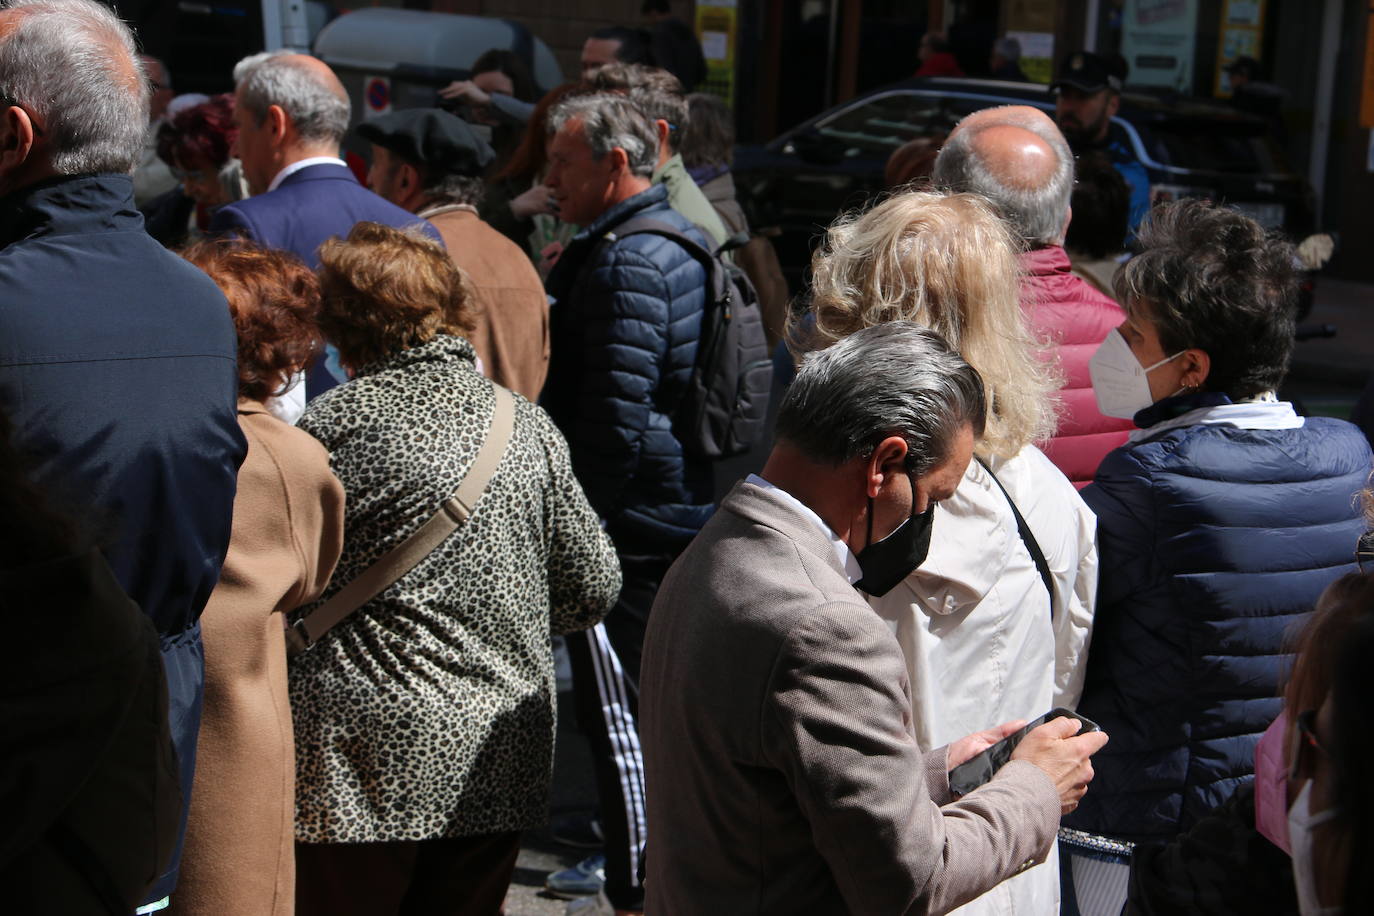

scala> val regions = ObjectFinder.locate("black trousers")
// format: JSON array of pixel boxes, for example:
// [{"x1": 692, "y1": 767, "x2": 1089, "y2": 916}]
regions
[
  {"x1": 295, "y1": 832, "x2": 521, "y2": 916},
  {"x1": 563, "y1": 550, "x2": 677, "y2": 912}
]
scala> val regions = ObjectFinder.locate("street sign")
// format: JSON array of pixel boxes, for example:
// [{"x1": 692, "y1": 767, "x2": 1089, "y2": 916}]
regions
[{"x1": 363, "y1": 75, "x2": 391, "y2": 120}]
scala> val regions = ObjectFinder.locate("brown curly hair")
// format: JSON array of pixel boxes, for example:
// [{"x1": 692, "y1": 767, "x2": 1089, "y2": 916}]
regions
[
  {"x1": 316, "y1": 222, "x2": 475, "y2": 372},
  {"x1": 181, "y1": 239, "x2": 322, "y2": 402}
]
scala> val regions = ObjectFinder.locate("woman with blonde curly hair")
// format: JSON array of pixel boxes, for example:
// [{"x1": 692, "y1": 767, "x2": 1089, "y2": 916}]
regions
[
  {"x1": 287, "y1": 222, "x2": 621, "y2": 916},
  {"x1": 796, "y1": 190, "x2": 1098, "y2": 916}
]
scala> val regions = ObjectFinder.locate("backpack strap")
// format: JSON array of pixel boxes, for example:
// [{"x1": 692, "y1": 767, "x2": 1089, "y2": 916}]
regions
[
  {"x1": 608, "y1": 216, "x2": 722, "y2": 268},
  {"x1": 975, "y1": 456, "x2": 1055, "y2": 613},
  {"x1": 286, "y1": 385, "x2": 517, "y2": 656}
]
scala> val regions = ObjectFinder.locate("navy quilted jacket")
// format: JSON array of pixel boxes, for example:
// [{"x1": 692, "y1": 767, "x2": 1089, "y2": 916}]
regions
[
  {"x1": 1067, "y1": 399, "x2": 1370, "y2": 842},
  {"x1": 543, "y1": 185, "x2": 713, "y2": 548}
]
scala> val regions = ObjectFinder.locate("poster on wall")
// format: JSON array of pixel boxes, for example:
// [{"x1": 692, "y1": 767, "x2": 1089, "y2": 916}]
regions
[
  {"x1": 1005, "y1": 0, "x2": 1057, "y2": 83},
  {"x1": 1120, "y1": 0, "x2": 1199, "y2": 92},
  {"x1": 1214, "y1": 0, "x2": 1266, "y2": 97},
  {"x1": 695, "y1": 1, "x2": 737, "y2": 107}
]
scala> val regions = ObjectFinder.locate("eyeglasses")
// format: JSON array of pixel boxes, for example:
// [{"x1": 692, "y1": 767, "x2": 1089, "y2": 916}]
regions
[
  {"x1": 1356, "y1": 530, "x2": 1374, "y2": 572},
  {"x1": 1289, "y1": 708, "x2": 1328, "y2": 781},
  {"x1": 170, "y1": 166, "x2": 217, "y2": 183}
]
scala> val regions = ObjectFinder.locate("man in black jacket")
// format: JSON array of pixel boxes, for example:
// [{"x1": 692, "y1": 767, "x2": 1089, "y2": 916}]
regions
[
  {"x1": 540, "y1": 91, "x2": 710, "y2": 914},
  {"x1": 0, "y1": 0, "x2": 245, "y2": 909}
]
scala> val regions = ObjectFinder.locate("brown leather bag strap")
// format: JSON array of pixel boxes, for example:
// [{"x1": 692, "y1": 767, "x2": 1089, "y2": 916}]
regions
[{"x1": 286, "y1": 385, "x2": 516, "y2": 657}]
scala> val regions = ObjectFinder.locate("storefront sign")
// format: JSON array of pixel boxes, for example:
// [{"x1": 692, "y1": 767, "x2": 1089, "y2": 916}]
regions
[{"x1": 1121, "y1": 0, "x2": 1198, "y2": 92}]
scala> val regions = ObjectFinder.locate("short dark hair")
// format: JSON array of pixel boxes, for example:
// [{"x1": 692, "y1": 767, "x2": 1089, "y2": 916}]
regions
[
  {"x1": 181, "y1": 240, "x2": 323, "y2": 402},
  {"x1": 680, "y1": 92, "x2": 733, "y2": 169},
  {"x1": 1116, "y1": 199, "x2": 1297, "y2": 398},
  {"x1": 471, "y1": 47, "x2": 538, "y2": 103},
  {"x1": 590, "y1": 26, "x2": 653, "y2": 66},
  {"x1": 777, "y1": 322, "x2": 985, "y2": 477},
  {"x1": 1065, "y1": 150, "x2": 1129, "y2": 259}
]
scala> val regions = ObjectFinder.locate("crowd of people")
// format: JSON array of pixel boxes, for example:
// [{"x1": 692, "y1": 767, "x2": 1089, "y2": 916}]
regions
[{"x1": 1, "y1": 1, "x2": 1372, "y2": 915}]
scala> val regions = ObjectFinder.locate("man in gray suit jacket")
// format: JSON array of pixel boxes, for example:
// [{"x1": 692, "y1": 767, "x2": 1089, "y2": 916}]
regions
[{"x1": 641, "y1": 323, "x2": 1109, "y2": 914}]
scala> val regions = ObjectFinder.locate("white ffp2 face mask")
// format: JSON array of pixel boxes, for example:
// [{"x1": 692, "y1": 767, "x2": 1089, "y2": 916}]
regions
[
  {"x1": 1288, "y1": 781, "x2": 1342, "y2": 915},
  {"x1": 1087, "y1": 328, "x2": 1184, "y2": 419}
]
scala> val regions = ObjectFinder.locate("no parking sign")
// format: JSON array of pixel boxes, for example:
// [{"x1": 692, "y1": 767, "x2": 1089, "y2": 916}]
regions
[{"x1": 363, "y1": 75, "x2": 391, "y2": 119}]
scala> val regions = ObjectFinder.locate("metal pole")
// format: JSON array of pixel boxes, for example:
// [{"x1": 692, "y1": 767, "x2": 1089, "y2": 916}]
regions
[{"x1": 1310, "y1": 0, "x2": 1344, "y2": 227}]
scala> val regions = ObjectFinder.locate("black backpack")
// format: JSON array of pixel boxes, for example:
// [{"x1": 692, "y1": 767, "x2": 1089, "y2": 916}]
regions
[{"x1": 609, "y1": 216, "x2": 773, "y2": 460}]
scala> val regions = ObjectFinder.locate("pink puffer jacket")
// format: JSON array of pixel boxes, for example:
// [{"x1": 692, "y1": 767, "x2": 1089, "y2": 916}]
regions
[{"x1": 1020, "y1": 246, "x2": 1133, "y2": 488}]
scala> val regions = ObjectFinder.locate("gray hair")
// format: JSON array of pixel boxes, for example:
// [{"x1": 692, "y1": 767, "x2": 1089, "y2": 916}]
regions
[
  {"x1": 420, "y1": 173, "x2": 484, "y2": 208},
  {"x1": 0, "y1": 0, "x2": 149, "y2": 175},
  {"x1": 547, "y1": 92, "x2": 658, "y2": 178},
  {"x1": 233, "y1": 50, "x2": 349, "y2": 145},
  {"x1": 993, "y1": 36, "x2": 1021, "y2": 62},
  {"x1": 777, "y1": 322, "x2": 986, "y2": 477},
  {"x1": 932, "y1": 112, "x2": 1073, "y2": 247}
]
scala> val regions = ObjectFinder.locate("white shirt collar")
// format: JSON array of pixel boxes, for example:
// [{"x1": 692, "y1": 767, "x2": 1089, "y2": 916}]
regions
[
  {"x1": 746, "y1": 473, "x2": 863, "y2": 585},
  {"x1": 1131, "y1": 396, "x2": 1305, "y2": 443},
  {"x1": 267, "y1": 156, "x2": 348, "y2": 193}
]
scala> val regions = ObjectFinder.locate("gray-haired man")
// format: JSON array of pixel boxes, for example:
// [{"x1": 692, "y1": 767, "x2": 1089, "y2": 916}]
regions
[
  {"x1": 540, "y1": 91, "x2": 712, "y2": 914},
  {"x1": 641, "y1": 322, "x2": 1109, "y2": 914},
  {"x1": 210, "y1": 50, "x2": 440, "y2": 404},
  {"x1": 933, "y1": 105, "x2": 1132, "y2": 487},
  {"x1": 0, "y1": 0, "x2": 245, "y2": 909}
]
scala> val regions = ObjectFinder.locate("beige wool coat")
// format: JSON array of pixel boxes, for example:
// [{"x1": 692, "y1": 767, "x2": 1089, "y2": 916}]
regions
[{"x1": 170, "y1": 400, "x2": 344, "y2": 916}]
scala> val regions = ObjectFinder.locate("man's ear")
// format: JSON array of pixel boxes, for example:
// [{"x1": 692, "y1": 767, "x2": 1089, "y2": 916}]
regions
[
  {"x1": 267, "y1": 104, "x2": 290, "y2": 144},
  {"x1": 865, "y1": 436, "x2": 910, "y2": 499},
  {"x1": 655, "y1": 118, "x2": 671, "y2": 149},
  {"x1": 0, "y1": 105, "x2": 37, "y2": 176},
  {"x1": 607, "y1": 145, "x2": 630, "y2": 177},
  {"x1": 1106, "y1": 93, "x2": 1121, "y2": 118},
  {"x1": 399, "y1": 161, "x2": 421, "y2": 194}
]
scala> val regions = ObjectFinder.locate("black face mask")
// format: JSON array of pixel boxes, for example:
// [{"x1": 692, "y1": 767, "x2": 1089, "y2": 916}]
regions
[{"x1": 854, "y1": 472, "x2": 935, "y2": 597}]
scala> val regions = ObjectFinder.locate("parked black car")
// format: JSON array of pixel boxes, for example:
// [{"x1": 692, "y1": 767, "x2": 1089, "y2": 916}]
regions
[{"x1": 735, "y1": 77, "x2": 1317, "y2": 290}]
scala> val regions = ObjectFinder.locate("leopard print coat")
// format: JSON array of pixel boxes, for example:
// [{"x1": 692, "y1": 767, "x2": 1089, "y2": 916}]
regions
[{"x1": 290, "y1": 334, "x2": 620, "y2": 843}]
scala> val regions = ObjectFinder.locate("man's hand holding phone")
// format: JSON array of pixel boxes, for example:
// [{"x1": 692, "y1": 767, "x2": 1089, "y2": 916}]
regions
[{"x1": 1011, "y1": 716, "x2": 1109, "y2": 814}]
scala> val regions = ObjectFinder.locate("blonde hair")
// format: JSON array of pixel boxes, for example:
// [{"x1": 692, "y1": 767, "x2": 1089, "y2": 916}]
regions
[{"x1": 794, "y1": 190, "x2": 1061, "y2": 458}]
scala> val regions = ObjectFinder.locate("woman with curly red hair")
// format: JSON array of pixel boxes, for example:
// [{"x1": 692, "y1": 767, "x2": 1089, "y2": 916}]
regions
[
  {"x1": 148, "y1": 94, "x2": 245, "y2": 245},
  {"x1": 168, "y1": 241, "x2": 345, "y2": 916}
]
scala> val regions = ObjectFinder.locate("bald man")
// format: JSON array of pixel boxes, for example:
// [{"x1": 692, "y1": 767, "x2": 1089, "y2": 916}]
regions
[
  {"x1": 210, "y1": 51, "x2": 441, "y2": 402},
  {"x1": 934, "y1": 105, "x2": 1131, "y2": 487}
]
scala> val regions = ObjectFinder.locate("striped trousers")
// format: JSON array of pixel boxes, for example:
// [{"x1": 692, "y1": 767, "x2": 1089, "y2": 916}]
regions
[{"x1": 563, "y1": 551, "x2": 675, "y2": 912}]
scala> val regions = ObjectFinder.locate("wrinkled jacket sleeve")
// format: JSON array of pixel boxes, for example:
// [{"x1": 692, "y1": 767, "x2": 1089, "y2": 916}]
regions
[
  {"x1": 534, "y1": 404, "x2": 621, "y2": 634},
  {"x1": 564, "y1": 246, "x2": 670, "y2": 518},
  {"x1": 1055, "y1": 487, "x2": 1100, "y2": 709},
  {"x1": 761, "y1": 602, "x2": 1060, "y2": 915}
]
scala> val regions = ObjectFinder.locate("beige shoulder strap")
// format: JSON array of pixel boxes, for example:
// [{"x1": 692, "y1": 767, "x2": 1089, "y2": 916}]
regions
[{"x1": 286, "y1": 385, "x2": 517, "y2": 657}]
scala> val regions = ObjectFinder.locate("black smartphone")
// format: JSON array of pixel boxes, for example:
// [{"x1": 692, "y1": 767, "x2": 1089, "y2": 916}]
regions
[{"x1": 947, "y1": 707, "x2": 1100, "y2": 798}]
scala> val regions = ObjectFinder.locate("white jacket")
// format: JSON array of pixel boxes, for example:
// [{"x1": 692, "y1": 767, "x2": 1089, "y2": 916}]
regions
[{"x1": 873, "y1": 444, "x2": 1098, "y2": 916}]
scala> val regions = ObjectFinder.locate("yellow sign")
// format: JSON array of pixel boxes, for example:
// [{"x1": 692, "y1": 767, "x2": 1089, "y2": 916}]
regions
[
  {"x1": 696, "y1": 3, "x2": 738, "y2": 107},
  {"x1": 1214, "y1": 0, "x2": 1266, "y2": 98}
]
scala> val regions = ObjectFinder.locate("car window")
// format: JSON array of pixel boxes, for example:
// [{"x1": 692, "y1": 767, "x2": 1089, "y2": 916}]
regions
[{"x1": 808, "y1": 92, "x2": 962, "y2": 159}]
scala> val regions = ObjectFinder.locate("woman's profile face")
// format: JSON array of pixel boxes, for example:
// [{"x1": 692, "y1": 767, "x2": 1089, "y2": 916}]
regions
[
  {"x1": 1119, "y1": 300, "x2": 1193, "y2": 403},
  {"x1": 175, "y1": 154, "x2": 227, "y2": 209}
]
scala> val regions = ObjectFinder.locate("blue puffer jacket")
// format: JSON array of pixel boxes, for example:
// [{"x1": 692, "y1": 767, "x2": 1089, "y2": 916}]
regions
[
  {"x1": 1067, "y1": 396, "x2": 1370, "y2": 842},
  {"x1": 543, "y1": 184, "x2": 713, "y2": 548}
]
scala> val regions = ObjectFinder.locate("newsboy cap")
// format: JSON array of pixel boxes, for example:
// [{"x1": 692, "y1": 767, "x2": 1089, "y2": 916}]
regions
[{"x1": 355, "y1": 107, "x2": 495, "y2": 176}]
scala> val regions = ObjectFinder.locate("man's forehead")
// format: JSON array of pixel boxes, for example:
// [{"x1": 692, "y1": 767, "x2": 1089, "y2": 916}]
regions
[{"x1": 582, "y1": 37, "x2": 622, "y2": 62}]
